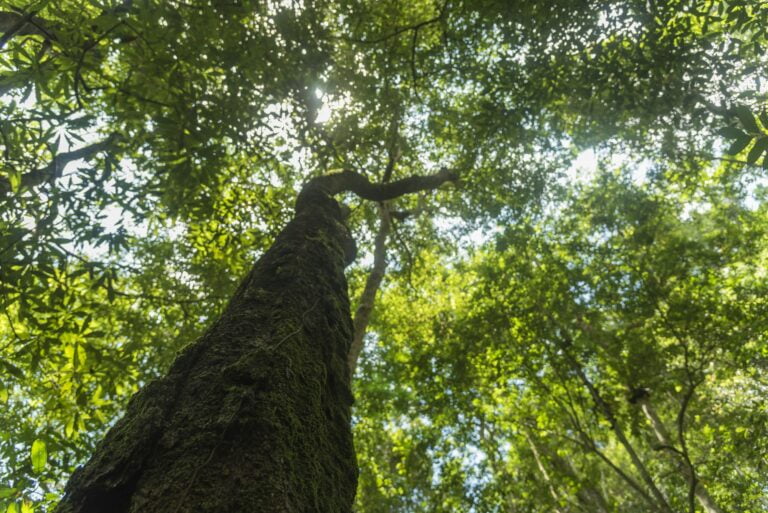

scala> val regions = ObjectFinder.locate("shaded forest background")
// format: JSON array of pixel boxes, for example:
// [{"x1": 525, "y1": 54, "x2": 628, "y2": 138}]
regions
[{"x1": 0, "y1": 0, "x2": 767, "y2": 511}]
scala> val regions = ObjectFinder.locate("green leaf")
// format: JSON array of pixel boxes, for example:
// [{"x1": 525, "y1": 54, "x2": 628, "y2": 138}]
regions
[
  {"x1": 0, "y1": 360, "x2": 24, "y2": 380},
  {"x1": 0, "y1": 488, "x2": 16, "y2": 499},
  {"x1": 747, "y1": 137, "x2": 768, "y2": 164},
  {"x1": 734, "y1": 105, "x2": 760, "y2": 133},
  {"x1": 91, "y1": 13, "x2": 121, "y2": 32},
  {"x1": 6, "y1": 503, "x2": 18, "y2": 513},
  {"x1": 5, "y1": 169, "x2": 21, "y2": 193},
  {"x1": 718, "y1": 126, "x2": 746, "y2": 139},
  {"x1": 30, "y1": 439, "x2": 47, "y2": 474},
  {"x1": 760, "y1": 109, "x2": 768, "y2": 128},
  {"x1": 726, "y1": 134, "x2": 753, "y2": 155}
]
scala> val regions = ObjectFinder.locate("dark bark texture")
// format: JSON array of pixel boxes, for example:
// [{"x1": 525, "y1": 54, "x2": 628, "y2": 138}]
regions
[
  {"x1": 55, "y1": 189, "x2": 357, "y2": 513},
  {"x1": 54, "y1": 169, "x2": 455, "y2": 513}
]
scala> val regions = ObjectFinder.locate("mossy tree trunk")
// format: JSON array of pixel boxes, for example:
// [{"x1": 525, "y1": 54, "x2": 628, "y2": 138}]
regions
[
  {"x1": 56, "y1": 190, "x2": 357, "y2": 513},
  {"x1": 55, "y1": 169, "x2": 455, "y2": 513}
]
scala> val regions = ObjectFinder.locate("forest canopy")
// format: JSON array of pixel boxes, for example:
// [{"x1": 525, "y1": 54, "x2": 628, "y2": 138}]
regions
[{"x1": 1, "y1": 0, "x2": 767, "y2": 511}]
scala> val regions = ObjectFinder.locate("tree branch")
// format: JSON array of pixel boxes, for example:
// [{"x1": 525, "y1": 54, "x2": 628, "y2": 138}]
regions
[
  {"x1": 636, "y1": 394, "x2": 724, "y2": 513},
  {"x1": 348, "y1": 203, "x2": 391, "y2": 374},
  {"x1": 337, "y1": 2, "x2": 448, "y2": 46},
  {"x1": 0, "y1": 10, "x2": 48, "y2": 48},
  {"x1": 297, "y1": 167, "x2": 457, "y2": 212},
  {"x1": 349, "y1": 118, "x2": 402, "y2": 374},
  {"x1": 556, "y1": 332, "x2": 674, "y2": 513},
  {"x1": 0, "y1": 135, "x2": 118, "y2": 197},
  {"x1": 522, "y1": 356, "x2": 661, "y2": 511},
  {"x1": 523, "y1": 429, "x2": 567, "y2": 513}
]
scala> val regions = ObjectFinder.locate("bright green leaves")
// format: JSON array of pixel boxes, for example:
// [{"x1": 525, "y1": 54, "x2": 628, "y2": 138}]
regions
[
  {"x1": 3, "y1": 499, "x2": 34, "y2": 513},
  {"x1": 0, "y1": 0, "x2": 766, "y2": 511},
  {"x1": 361, "y1": 166, "x2": 768, "y2": 512},
  {"x1": 30, "y1": 440, "x2": 47, "y2": 474}
]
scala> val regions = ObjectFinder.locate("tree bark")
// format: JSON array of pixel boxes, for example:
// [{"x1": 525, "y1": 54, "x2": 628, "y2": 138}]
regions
[{"x1": 54, "y1": 170, "x2": 455, "y2": 513}]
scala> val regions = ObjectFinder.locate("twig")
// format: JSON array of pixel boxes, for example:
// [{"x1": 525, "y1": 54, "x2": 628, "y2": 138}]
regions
[
  {"x1": 111, "y1": 289, "x2": 225, "y2": 305},
  {"x1": 337, "y1": 8, "x2": 446, "y2": 45},
  {"x1": 74, "y1": 22, "x2": 126, "y2": 107}
]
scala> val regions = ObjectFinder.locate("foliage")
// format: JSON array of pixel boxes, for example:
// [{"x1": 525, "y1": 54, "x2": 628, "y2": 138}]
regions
[
  {"x1": 358, "y1": 171, "x2": 768, "y2": 512},
  {"x1": 0, "y1": 0, "x2": 766, "y2": 511}
]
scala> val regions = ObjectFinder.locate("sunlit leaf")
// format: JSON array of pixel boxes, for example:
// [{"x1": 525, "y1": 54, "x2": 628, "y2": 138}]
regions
[{"x1": 30, "y1": 440, "x2": 47, "y2": 474}]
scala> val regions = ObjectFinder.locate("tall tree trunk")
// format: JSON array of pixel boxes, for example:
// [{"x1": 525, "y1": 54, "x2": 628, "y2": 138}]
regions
[
  {"x1": 54, "y1": 169, "x2": 456, "y2": 513},
  {"x1": 55, "y1": 190, "x2": 357, "y2": 513}
]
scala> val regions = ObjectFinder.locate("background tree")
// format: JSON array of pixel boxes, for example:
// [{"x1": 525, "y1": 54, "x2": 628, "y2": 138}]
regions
[{"x1": 0, "y1": 0, "x2": 766, "y2": 511}]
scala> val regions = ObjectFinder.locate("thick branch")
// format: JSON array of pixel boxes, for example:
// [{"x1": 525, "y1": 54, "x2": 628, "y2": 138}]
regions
[
  {"x1": 0, "y1": 11, "x2": 50, "y2": 48},
  {"x1": 296, "y1": 167, "x2": 456, "y2": 212},
  {"x1": 0, "y1": 136, "x2": 116, "y2": 197}
]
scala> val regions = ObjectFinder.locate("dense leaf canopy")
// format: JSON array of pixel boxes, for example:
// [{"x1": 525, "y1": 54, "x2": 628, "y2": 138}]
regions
[{"x1": 1, "y1": 0, "x2": 767, "y2": 511}]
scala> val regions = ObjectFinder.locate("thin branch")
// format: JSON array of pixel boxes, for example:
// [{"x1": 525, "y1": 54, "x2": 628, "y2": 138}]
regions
[
  {"x1": 521, "y1": 357, "x2": 660, "y2": 510},
  {"x1": 111, "y1": 289, "x2": 225, "y2": 306},
  {"x1": 525, "y1": 416, "x2": 657, "y2": 509},
  {"x1": 337, "y1": 3, "x2": 448, "y2": 45},
  {"x1": 556, "y1": 331, "x2": 674, "y2": 513},
  {"x1": 637, "y1": 393, "x2": 724, "y2": 513},
  {"x1": 348, "y1": 203, "x2": 390, "y2": 374},
  {"x1": 74, "y1": 22, "x2": 126, "y2": 108},
  {"x1": 410, "y1": 28, "x2": 419, "y2": 84},
  {"x1": 381, "y1": 118, "x2": 401, "y2": 184},
  {"x1": 523, "y1": 430, "x2": 567, "y2": 513}
]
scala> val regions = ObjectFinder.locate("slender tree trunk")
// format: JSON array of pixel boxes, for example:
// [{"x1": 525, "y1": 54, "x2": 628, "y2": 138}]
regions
[
  {"x1": 54, "y1": 169, "x2": 456, "y2": 513},
  {"x1": 638, "y1": 397, "x2": 724, "y2": 513},
  {"x1": 348, "y1": 202, "x2": 390, "y2": 374},
  {"x1": 564, "y1": 347, "x2": 674, "y2": 513},
  {"x1": 523, "y1": 431, "x2": 567, "y2": 513},
  {"x1": 525, "y1": 429, "x2": 610, "y2": 513},
  {"x1": 55, "y1": 190, "x2": 358, "y2": 513}
]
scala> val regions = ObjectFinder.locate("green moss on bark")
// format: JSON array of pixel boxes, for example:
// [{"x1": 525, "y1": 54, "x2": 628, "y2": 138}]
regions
[{"x1": 56, "y1": 191, "x2": 358, "y2": 513}]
